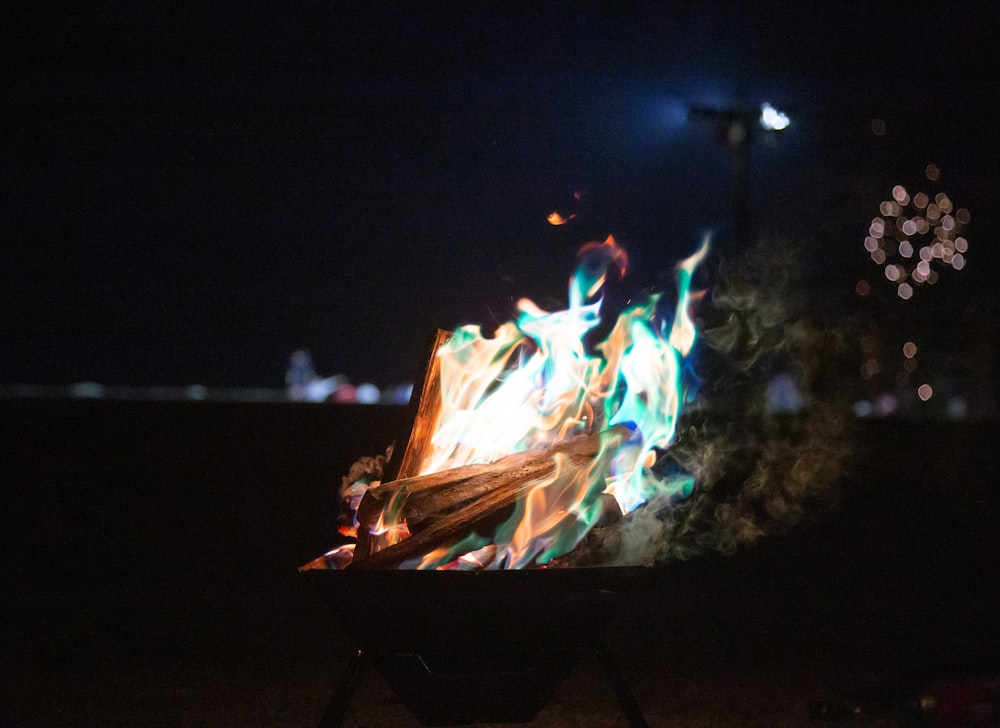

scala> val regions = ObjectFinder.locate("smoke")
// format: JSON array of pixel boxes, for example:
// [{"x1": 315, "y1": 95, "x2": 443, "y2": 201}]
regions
[{"x1": 584, "y1": 237, "x2": 854, "y2": 567}]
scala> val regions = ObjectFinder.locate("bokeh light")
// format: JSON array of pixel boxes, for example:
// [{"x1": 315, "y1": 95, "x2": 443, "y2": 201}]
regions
[
  {"x1": 917, "y1": 384, "x2": 933, "y2": 401},
  {"x1": 862, "y1": 172, "x2": 970, "y2": 298}
]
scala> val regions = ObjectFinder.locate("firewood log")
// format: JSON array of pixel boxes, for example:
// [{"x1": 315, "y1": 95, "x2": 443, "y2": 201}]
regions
[
  {"x1": 348, "y1": 431, "x2": 608, "y2": 570},
  {"x1": 381, "y1": 329, "x2": 451, "y2": 482}
]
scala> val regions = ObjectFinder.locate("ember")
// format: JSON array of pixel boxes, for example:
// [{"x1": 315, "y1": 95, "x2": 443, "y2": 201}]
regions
[{"x1": 309, "y1": 235, "x2": 711, "y2": 570}]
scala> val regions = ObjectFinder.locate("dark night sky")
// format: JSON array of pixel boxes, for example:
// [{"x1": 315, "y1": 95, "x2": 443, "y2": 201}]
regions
[{"x1": 3, "y1": 3, "x2": 999, "y2": 388}]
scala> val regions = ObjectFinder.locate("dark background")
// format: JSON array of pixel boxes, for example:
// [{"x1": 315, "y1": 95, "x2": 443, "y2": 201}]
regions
[{"x1": 4, "y1": 3, "x2": 999, "y2": 389}]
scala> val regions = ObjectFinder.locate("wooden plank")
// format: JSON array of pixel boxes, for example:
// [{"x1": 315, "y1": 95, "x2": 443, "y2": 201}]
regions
[{"x1": 381, "y1": 328, "x2": 451, "y2": 483}]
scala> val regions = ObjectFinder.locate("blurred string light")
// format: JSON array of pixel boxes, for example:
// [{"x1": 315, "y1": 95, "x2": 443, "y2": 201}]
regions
[
  {"x1": 860, "y1": 165, "x2": 970, "y2": 300},
  {"x1": 853, "y1": 165, "x2": 970, "y2": 416}
]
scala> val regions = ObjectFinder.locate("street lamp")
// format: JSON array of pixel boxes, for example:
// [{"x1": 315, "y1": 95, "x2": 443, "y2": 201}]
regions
[{"x1": 688, "y1": 101, "x2": 791, "y2": 257}]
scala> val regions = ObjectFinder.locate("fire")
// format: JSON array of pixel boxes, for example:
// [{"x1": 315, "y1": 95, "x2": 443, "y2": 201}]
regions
[
  {"x1": 348, "y1": 234, "x2": 709, "y2": 569},
  {"x1": 547, "y1": 211, "x2": 576, "y2": 225}
]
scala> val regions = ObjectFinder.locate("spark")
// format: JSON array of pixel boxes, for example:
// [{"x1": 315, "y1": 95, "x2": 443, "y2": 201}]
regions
[{"x1": 547, "y1": 211, "x2": 576, "y2": 225}]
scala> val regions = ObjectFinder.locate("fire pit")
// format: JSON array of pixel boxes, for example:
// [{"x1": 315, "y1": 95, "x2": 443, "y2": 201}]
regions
[
  {"x1": 302, "y1": 566, "x2": 654, "y2": 726},
  {"x1": 300, "y1": 238, "x2": 708, "y2": 725}
]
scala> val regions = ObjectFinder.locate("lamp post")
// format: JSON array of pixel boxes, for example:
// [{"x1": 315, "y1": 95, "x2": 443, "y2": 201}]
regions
[{"x1": 688, "y1": 102, "x2": 790, "y2": 259}]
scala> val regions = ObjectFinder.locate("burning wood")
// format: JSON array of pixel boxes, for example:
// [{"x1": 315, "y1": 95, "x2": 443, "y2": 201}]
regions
[
  {"x1": 306, "y1": 235, "x2": 711, "y2": 571},
  {"x1": 350, "y1": 431, "x2": 605, "y2": 569},
  {"x1": 381, "y1": 328, "x2": 451, "y2": 483}
]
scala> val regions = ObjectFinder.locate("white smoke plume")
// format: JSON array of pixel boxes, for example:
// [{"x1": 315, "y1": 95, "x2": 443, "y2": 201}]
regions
[{"x1": 579, "y1": 237, "x2": 853, "y2": 566}]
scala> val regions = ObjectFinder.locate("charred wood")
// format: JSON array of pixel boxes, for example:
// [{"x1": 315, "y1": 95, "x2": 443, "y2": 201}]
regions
[{"x1": 348, "y1": 432, "x2": 604, "y2": 570}]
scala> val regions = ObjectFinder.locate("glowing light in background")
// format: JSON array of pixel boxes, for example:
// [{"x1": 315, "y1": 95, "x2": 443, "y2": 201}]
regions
[
  {"x1": 854, "y1": 167, "x2": 972, "y2": 416},
  {"x1": 861, "y1": 167, "x2": 970, "y2": 299},
  {"x1": 759, "y1": 102, "x2": 790, "y2": 131},
  {"x1": 547, "y1": 211, "x2": 576, "y2": 225},
  {"x1": 355, "y1": 383, "x2": 381, "y2": 404}
]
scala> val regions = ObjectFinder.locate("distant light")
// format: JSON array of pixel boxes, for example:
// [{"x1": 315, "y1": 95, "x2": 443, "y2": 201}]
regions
[
  {"x1": 306, "y1": 376, "x2": 345, "y2": 403},
  {"x1": 333, "y1": 384, "x2": 357, "y2": 403},
  {"x1": 871, "y1": 118, "x2": 887, "y2": 136},
  {"x1": 917, "y1": 384, "x2": 933, "y2": 401},
  {"x1": 946, "y1": 396, "x2": 968, "y2": 419},
  {"x1": 766, "y1": 372, "x2": 804, "y2": 413},
  {"x1": 389, "y1": 383, "x2": 414, "y2": 405},
  {"x1": 925, "y1": 163, "x2": 940, "y2": 181},
  {"x1": 759, "y1": 102, "x2": 790, "y2": 131},
  {"x1": 355, "y1": 383, "x2": 381, "y2": 404},
  {"x1": 903, "y1": 341, "x2": 918, "y2": 358},
  {"x1": 863, "y1": 175, "x2": 970, "y2": 298},
  {"x1": 875, "y1": 393, "x2": 898, "y2": 416},
  {"x1": 71, "y1": 382, "x2": 105, "y2": 398}
]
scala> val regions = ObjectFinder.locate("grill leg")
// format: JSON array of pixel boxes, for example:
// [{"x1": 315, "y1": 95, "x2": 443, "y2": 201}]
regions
[
  {"x1": 317, "y1": 647, "x2": 365, "y2": 728},
  {"x1": 593, "y1": 638, "x2": 650, "y2": 728}
]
